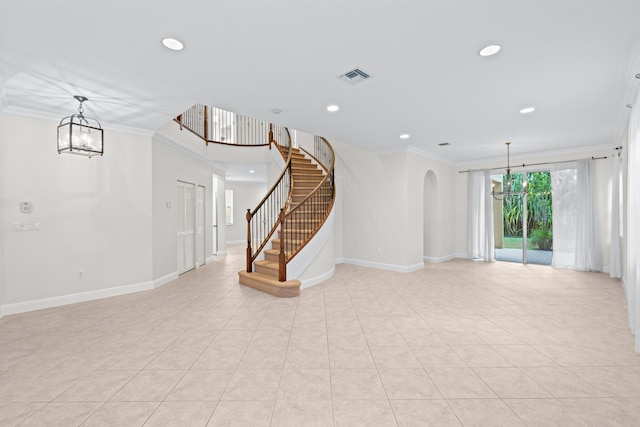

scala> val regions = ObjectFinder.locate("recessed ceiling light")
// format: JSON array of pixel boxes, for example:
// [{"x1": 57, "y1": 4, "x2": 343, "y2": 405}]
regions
[
  {"x1": 478, "y1": 44, "x2": 501, "y2": 57},
  {"x1": 249, "y1": 170, "x2": 255, "y2": 174},
  {"x1": 271, "y1": 109, "x2": 281, "y2": 115},
  {"x1": 162, "y1": 38, "x2": 184, "y2": 51},
  {"x1": 327, "y1": 105, "x2": 340, "y2": 112},
  {"x1": 520, "y1": 107, "x2": 536, "y2": 114},
  {"x1": 400, "y1": 134, "x2": 410, "y2": 139},
  {"x1": 438, "y1": 142, "x2": 450, "y2": 146}
]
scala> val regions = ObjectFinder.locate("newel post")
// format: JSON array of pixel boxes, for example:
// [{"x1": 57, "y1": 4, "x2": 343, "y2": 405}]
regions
[
  {"x1": 269, "y1": 123, "x2": 274, "y2": 145},
  {"x1": 246, "y1": 209, "x2": 253, "y2": 273},
  {"x1": 203, "y1": 106, "x2": 209, "y2": 145},
  {"x1": 278, "y1": 208, "x2": 287, "y2": 282}
]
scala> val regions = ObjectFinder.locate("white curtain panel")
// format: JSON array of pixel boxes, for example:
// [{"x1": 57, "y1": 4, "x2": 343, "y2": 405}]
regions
[
  {"x1": 550, "y1": 160, "x2": 602, "y2": 272},
  {"x1": 610, "y1": 151, "x2": 623, "y2": 279},
  {"x1": 574, "y1": 159, "x2": 603, "y2": 272},
  {"x1": 551, "y1": 166, "x2": 577, "y2": 268},
  {"x1": 468, "y1": 170, "x2": 494, "y2": 262}
]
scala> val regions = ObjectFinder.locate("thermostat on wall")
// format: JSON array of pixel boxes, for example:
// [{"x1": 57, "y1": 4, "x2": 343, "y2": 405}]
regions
[{"x1": 20, "y1": 202, "x2": 33, "y2": 213}]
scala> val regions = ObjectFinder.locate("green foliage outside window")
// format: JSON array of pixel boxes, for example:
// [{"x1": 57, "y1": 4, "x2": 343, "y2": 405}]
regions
[{"x1": 502, "y1": 171, "x2": 553, "y2": 250}]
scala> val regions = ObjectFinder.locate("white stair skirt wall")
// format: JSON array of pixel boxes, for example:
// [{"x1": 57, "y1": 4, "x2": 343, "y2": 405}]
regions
[{"x1": 290, "y1": 206, "x2": 336, "y2": 285}]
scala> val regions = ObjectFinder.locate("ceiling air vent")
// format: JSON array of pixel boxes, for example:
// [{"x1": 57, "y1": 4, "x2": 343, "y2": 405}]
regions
[
  {"x1": 438, "y1": 142, "x2": 450, "y2": 146},
  {"x1": 338, "y1": 67, "x2": 372, "y2": 85}
]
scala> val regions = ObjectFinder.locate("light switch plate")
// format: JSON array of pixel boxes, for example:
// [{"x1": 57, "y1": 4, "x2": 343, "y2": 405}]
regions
[{"x1": 20, "y1": 202, "x2": 33, "y2": 213}]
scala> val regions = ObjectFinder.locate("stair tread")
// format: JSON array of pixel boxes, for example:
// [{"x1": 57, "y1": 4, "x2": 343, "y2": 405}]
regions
[
  {"x1": 238, "y1": 271, "x2": 300, "y2": 287},
  {"x1": 255, "y1": 259, "x2": 278, "y2": 268}
]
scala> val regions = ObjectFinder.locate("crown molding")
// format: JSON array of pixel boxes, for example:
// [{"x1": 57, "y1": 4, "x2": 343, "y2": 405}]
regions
[
  {"x1": 152, "y1": 132, "x2": 226, "y2": 171},
  {"x1": 1, "y1": 105, "x2": 154, "y2": 137}
]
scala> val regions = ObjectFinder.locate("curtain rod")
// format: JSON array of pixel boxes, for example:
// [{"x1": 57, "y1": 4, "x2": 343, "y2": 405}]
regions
[{"x1": 458, "y1": 149, "x2": 619, "y2": 174}]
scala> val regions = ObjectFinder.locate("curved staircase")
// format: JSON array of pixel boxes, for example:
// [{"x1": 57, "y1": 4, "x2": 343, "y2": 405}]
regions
[
  {"x1": 239, "y1": 146, "x2": 326, "y2": 297},
  {"x1": 175, "y1": 104, "x2": 335, "y2": 298}
]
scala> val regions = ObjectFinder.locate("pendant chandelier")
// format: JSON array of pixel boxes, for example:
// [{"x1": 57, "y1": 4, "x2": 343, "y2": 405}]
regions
[
  {"x1": 491, "y1": 142, "x2": 527, "y2": 200},
  {"x1": 57, "y1": 96, "x2": 104, "y2": 157}
]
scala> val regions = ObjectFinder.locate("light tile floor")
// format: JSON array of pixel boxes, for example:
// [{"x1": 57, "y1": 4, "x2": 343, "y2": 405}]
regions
[{"x1": 1, "y1": 245, "x2": 639, "y2": 426}]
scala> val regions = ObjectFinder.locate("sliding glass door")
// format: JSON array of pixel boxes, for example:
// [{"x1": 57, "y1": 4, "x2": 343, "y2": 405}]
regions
[
  {"x1": 493, "y1": 172, "x2": 525, "y2": 263},
  {"x1": 493, "y1": 171, "x2": 552, "y2": 265},
  {"x1": 525, "y1": 171, "x2": 553, "y2": 265}
]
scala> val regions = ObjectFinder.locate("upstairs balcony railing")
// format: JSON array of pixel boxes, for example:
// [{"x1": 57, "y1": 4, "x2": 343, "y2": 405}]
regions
[{"x1": 176, "y1": 104, "x2": 288, "y2": 146}]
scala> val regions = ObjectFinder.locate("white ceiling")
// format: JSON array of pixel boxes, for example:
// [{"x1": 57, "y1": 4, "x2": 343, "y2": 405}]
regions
[{"x1": 2, "y1": 0, "x2": 640, "y2": 164}]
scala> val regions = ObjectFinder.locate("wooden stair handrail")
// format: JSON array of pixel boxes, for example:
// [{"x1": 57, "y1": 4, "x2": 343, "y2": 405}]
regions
[
  {"x1": 249, "y1": 136, "x2": 292, "y2": 216},
  {"x1": 245, "y1": 128, "x2": 293, "y2": 271}
]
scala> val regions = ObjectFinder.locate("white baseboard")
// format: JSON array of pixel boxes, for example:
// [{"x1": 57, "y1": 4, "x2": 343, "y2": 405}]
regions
[
  {"x1": 0, "y1": 280, "x2": 155, "y2": 316},
  {"x1": 226, "y1": 240, "x2": 244, "y2": 245},
  {"x1": 423, "y1": 254, "x2": 456, "y2": 263},
  {"x1": 455, "y1": 252, "x2": 471, "y2": 259},
  {"x1": 206, "y1": 255, "x2": 216, "y2": 263},
  {"x1": 153, "y1": 271, "x2": 178, "y2": 289},
  {"x1": 216, "y1": 250, "x2": 227, "y2": 256},
  {"x1": 341, "y1": 258, "x2": 424, "y2": 273},
  {"x1": 300, "y1": 266, "x2": 336, "y2": 290}
]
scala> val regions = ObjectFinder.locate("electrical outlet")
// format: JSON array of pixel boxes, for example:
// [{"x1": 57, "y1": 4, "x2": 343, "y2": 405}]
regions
[{"x1": 77, "y1": 270, "x2": 84, "y2": 279}]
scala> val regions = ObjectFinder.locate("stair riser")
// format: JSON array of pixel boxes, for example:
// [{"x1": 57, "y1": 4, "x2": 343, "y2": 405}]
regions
[
  {"x1": 292, "y1": 167, "x2": 316, "y2": 172},
  {"x1": 265, "y1": 252, "x2": 279, "y2": 262},
  {"x1": 255, "y1": 264, "x2": 279, "y2": 278},
  {"x1": 293, "y1": 178, "x2": 322, "y2": 183}
]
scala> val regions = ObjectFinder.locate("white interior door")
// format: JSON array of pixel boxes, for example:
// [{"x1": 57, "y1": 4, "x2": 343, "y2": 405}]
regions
[
  {"x1": 195, "y1": 185, "x2": 205, "y2": 267},
  {"x1": 212, "y1": 175, "x2": 218, "y2": 255},
  {"x1": 177, "y1": 184, "x2": 185, "y2": 274},
  {"x1": 177, "y1": 181, "x2": 196, "y2": 275}
]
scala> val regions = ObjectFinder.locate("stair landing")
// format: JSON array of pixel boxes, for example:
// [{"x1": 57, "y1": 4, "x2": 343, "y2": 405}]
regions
[{"x1": 238, "y1": 271, "x2": 301, "y2": 297}]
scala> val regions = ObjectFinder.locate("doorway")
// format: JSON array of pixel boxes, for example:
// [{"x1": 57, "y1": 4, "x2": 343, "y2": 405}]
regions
[
  {"x1": 212, "y1": 175, "x2": 219, "y2": 256},
  {"x1": 177, "y1": 181, "x2": 196, "y2": 275},
  {"x1": 493, "y1": 171, "x2": 553, "y2": 266},
  {"x1": 195, "y1": 185, "x2": 205, "y2": 267}
]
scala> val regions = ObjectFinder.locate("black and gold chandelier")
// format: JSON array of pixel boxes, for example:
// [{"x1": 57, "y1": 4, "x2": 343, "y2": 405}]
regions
[
  {"x1": 491, "y1": 142, "x2": 527, "y2": 200},
  {"x1": 57, "y1": 95, "x2": 104, "y2": 157}
]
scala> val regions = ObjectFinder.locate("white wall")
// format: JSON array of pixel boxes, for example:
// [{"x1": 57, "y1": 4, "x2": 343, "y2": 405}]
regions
[
  {"x1": 624, "y1": 90, "x2": 639, "y2": 350},
  {"x1": 331, "y1": 140, "x2": 456, "y2": 271},
  {"x1": 406, "y1": 149, "x2": 457, "y2": 262},
  {"x1": 0, "y1": 114, "x2": 153, "y2": 314},
  {"x1": 225, "y1": 181, "x2": 268, "y2": 243},
  {"x1": 453, "y1": 146, "x2": 615, "y2": 270},
  {"x1": 333, "y1": 141, "x2": 404, "y2": 269}
]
